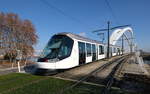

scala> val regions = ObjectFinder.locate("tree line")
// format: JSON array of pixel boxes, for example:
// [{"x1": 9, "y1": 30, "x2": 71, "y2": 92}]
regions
[{"x1": 0, "y1": 12, "x2": 38, "y2": 61}]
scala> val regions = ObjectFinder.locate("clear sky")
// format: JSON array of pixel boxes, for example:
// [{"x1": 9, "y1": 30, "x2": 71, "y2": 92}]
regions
[{"x1": 0, "y1": 0, "x2": 150, "y2": 52}]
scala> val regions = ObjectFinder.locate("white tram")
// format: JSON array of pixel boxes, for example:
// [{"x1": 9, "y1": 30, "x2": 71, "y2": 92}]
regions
[{"x1": 35, "y1": 32, "x2": 121, "y2": 72}]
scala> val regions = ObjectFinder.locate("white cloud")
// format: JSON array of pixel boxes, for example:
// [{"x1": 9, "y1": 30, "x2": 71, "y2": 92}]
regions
[{"x1": 79, "y1": 32, "x2": 86, "y2": 37}]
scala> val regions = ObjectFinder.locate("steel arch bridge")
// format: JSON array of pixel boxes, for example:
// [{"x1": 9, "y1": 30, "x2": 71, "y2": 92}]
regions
[{"x1": 110, "y1": 27, "x2": 134, "y2": 52}]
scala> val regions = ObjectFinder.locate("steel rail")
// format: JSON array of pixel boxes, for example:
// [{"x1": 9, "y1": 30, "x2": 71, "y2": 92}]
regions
[
  {"x1": 101, "y1": 55, "x2": 129, "y2": 94},
  {"x1": 57, "y1": 55, "x2": 127, "y2": 94}
]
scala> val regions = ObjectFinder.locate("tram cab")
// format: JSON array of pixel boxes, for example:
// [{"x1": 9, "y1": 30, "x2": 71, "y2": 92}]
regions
[{"x1": 36, "y1": 34, "x2": 76, "y2": 70}]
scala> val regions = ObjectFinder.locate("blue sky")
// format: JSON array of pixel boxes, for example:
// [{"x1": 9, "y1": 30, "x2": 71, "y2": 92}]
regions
[{"x1": 0, "y1": 0, "x2": 150, "y2": 52}]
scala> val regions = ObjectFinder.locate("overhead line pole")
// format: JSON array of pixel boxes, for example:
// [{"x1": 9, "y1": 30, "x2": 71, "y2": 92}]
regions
[
  {"x1": 122, "y1": 34, "x2": 124, "y2": 55},
  {"x1": 107, "y1": 21, "x2": 110, "y2": 59}
]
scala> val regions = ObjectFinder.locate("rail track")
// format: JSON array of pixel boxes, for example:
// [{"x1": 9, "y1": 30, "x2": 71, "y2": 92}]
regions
[
  {"x1": 101, "y1": 55, "x2": 129, "y2": 94},
  {"x1": 55, "y1": 55, "x2": 129, "y2": 94}
]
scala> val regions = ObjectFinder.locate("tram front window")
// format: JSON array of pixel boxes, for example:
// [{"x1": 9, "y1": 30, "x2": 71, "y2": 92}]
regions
[{"x1": 38, "y1": 35, "x2": 74, "y2": 62}]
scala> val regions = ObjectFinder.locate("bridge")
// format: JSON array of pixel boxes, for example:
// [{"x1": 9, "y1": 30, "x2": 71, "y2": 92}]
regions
[{"x1": 110, "y1": 27, "x2": 135, "y2": 53}]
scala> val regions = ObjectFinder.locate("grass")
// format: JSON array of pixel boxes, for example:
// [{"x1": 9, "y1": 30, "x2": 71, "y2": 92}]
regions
[{"x1": 0, "y1": 73, "x2": 133, "y2": 94}]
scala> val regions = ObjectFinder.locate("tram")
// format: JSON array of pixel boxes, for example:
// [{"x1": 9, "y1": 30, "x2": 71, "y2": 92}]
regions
[{"x1": 35, "y1": 32, "x2": 121, "y2": 72}]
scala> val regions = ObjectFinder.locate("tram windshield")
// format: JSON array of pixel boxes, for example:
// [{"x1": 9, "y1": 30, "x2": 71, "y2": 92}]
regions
[{"x1": 38, "y1": 35, "x2": 74, "y2": 62}]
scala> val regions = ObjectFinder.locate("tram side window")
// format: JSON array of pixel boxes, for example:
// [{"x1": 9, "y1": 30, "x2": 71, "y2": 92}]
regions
[
  {"x1": 86, "y1": 43, "x2": 91, "y2": 57},
  {"x1": 78, "y1": 42, "x2": 86, "y2": 57},
  {"x1": 99, "y1": 45, "x2": 104, "y2": 55},
  {"x1": 114, "y1": 48, "x2": 116, "y2": 53},
  {"x1": 102, "y1": 46, "x2": 104, "y2": 54},
  {"x1": 92, "y1": 44, "x2": 96, "y2": 54}
]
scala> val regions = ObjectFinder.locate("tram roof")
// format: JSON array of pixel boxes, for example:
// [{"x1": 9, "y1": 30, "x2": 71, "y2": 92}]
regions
[
  {"x1": 56, "y1": 32, "x2": 102, "y2": 44},
  {"x1": 55, "y1": 32, "x2": 120, "y2": 47}
]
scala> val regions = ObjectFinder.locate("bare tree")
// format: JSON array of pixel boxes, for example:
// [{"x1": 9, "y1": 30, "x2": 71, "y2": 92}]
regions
[{"x1": 0, "y1": 12, "x2": 38, "y2": 64}]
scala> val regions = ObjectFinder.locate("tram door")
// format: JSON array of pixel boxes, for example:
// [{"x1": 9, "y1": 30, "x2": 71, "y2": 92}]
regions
[
  {"x1": 92, "y1": 44, "x2": 96, "y2": 61},
  {"x1": 110, "y1": 47, "x2": 112, "y2": 57},
  {"x1": 96, "y1": 45, "x2": 98, "y2": 60},
  {"x1": 78, "y1": 42, "x2": 86, "y2": 65},
  {"x1": 117, "y1": 48, "x2": 120, "y2": 55}
]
